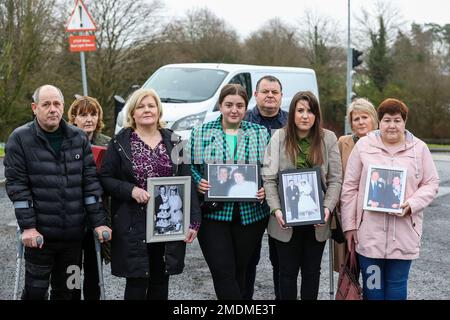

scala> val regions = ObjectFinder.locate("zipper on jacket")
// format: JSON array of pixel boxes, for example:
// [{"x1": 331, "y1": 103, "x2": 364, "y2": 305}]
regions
[
  {"x1": 114, "y1": 139, "x2": 132, "y2": 162},
  {"x1": 384, "y1": 215, "x2": 389, "y2": 259}
]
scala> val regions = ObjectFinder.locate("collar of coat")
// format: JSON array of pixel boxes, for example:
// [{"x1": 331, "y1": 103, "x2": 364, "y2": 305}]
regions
[
  {"x1": 246, "y1": 105, "x2": 288, "y2": 123},
  {"x1": 209, "y1": 114, "x2": 257, "y2": 136},
  {"x1": 113, "y1": 127, "x2": 181, "y2": 157},
  {"x1": 33, "y1": 118, "x2": 79, "y2": 140},
  {"x1": 366, "y1": 129, "x2": 417, "y2": 151}
]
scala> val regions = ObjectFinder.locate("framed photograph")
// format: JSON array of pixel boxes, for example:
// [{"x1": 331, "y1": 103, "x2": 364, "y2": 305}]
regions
[
  {"x1": 363, "y1": 165, "x2": 407, "y2": 215},
  {"x1": 146, "y1": 176, "x2": 191, "y2": 243},
  {"x1": 278, "y1": 168, "x2": 325, "y2": 226},
  {"x1": 204, "y1": 163, "x2": 260, "y2": 202}
]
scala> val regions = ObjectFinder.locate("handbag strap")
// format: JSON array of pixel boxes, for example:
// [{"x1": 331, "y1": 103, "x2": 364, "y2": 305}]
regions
[{"x1": 346, "y1": 248, "x2": 358, "y2": 274}]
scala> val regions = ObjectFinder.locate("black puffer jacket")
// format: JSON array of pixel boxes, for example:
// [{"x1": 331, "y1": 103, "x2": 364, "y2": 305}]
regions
[
  {"x1": 99, "y1": 128, "x2": 201, "y2": 278},
  {"x1": 4, "y1": 119, "x2": 107, "y2": 241}
]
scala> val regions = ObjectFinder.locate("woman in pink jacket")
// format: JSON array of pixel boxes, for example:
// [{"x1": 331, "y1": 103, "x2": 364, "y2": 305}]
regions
[{"x1": 340, "y1": 98, "x2": 439, "y2": 300}]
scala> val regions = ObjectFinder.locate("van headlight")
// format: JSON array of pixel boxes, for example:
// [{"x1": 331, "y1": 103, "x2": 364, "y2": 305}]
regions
[{"x1": 171, "y1": 112, "x2": 206, "y2": 131}]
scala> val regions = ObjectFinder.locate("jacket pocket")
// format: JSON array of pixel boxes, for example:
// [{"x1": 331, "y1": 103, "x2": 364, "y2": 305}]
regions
[
  {"x1": 357, "y1": 211, "x2": 365, "y2": 230},
  {"x1": 112, "y1": 204, "x2": 130, "y2": 234},
  {"x1": 165, "y1": 241, "x2": 186, "y2": 275}
]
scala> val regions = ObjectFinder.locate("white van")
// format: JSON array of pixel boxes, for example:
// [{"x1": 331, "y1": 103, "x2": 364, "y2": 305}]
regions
[{"x1": 115, "y1": 63, "x2": 318, "y2": 138}]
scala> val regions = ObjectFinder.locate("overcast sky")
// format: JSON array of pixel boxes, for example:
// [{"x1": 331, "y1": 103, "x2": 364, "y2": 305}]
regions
[{"x1": 161, "y1": 0, "x2": 450, "y2": 39}]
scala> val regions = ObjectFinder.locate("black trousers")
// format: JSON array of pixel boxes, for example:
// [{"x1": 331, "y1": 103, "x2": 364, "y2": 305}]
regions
[
  {"x1": 124, "y1": 242, "x2": 169, "y2": 300},
  {"x1": 72, "y1": 230, "x2": 100, "y2": 300},
  {"x1": 198, "y1": 209, "x2": 268, "y2": 300},
  {"x1": 243, "y1": 235, "x2": 279, "y2": 300},
  {"x1": 275, "y1": 225, "x2": 326, "y2": 300},
  {"x1": 23, "y1": 240, "x2": 82, "y2": 300}
]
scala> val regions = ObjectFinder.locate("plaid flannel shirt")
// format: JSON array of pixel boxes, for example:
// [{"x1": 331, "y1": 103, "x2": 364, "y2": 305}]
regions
[{"x1": 190, "y1": 115, "x2": 271, "y2": 225}]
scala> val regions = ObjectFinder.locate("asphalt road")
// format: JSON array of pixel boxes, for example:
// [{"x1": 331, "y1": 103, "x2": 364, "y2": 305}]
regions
[
  {"x1": 0, "y1": 154, "x2": 449, "y2": 300},
  {"x1": 0, "y1": 157, "x2": 4, "y2": 181}
]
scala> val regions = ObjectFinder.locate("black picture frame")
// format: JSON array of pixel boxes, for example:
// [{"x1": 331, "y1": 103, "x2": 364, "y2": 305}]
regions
[
  {"x1": 278, "y1": 168, "x2": 325, "y2": 226},
  {"x1": 204, "y1": 163, "x2": 260, "y2": 202}
]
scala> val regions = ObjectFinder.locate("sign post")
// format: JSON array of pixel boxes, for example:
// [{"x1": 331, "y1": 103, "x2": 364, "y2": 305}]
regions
[{"x1": 66, "y1": 0, "x2": 97, "y2": 96}]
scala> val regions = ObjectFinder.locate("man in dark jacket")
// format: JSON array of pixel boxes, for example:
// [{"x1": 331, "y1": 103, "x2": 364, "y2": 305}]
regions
[
  {"x1": 286, "y1": 180, "x2": 300, "y2": 219},
  {"x1": 4, "y1": 84, "x2": 111, "y2": 300},
  {"x1": 243, "y1": 75, "x2": 287, "y2": 300}
]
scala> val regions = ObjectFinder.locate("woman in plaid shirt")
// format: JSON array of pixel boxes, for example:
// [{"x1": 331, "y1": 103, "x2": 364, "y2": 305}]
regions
[{"x1": 190, "y1": 84, "x2": 270, "y2": 299}]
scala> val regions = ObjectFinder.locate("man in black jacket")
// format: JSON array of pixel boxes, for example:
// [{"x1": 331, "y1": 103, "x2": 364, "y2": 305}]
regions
[
  {"x1": 243, "y1": 75, "x2": 287, "y2": 300},
  {"x1": 4, "y1": 84, "x2": 111, "y2": 300}
]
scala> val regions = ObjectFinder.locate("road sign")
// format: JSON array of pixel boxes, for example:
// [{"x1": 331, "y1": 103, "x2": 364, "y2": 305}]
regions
[
  {"x1": 66, "y1": 0, "x2": 97, "y2": 32},
  {"x1": 69, "y1": 35, "x2": 96, "y2": 52}
]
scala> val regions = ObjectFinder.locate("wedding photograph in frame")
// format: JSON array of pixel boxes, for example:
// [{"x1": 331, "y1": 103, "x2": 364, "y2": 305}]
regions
[
  {"x1": 278, "y1": 168, "x2": 325, "y2": 227},
  {"x1": 363, "y1": 165, "x2": 407, "y2": 215},
  {"x1": 204, "y1": 163, "x2": 260, "y2": 202},
  {"x1": 146, "y1": 176, "x2": 191, "y2": 243}
]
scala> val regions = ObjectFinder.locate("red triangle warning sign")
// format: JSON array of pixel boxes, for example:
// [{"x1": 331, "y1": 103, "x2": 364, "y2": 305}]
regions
[{"x1": 66, "y1": 0, "x2": 97, "y2": 32}]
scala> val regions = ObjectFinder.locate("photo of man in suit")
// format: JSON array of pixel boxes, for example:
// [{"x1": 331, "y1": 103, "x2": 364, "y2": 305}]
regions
[
  {"x1": 210, "y1": 166, "x2": 232, "y2": 196},
  {"x1": 367, "y1": 170, "x2": 385, "y2": 208},
  {"x1": 285, "y1": 180, "x2": 300, "y2": 220}
]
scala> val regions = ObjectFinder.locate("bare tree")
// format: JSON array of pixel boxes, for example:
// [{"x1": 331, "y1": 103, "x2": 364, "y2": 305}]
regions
[
  {"x1": 354, "y1": 0, "x2": 405, "y2": 47},
  {"x1": 0, "y1": 0, "x2": 58, "y2": 140},
  {"x1": 243, "y1": 18, "x2": 305, "y2": 66},
  {"x1": 296, "y1": 11, "x2": 347, "y2": 133},
  {"x1": 81, "y1": 0, "x2": 165, "y2": 132},
  {"x1": 164, "y1": 7, "x2": 242, "y2": 63},
  {"x1": 390, "y1": 24, "x2": 450, "y2": 138}
]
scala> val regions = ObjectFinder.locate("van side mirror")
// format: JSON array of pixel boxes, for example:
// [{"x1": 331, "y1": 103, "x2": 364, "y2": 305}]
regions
[{"x1": 114, "y1": 95, "x2": 125, "y2": 124}]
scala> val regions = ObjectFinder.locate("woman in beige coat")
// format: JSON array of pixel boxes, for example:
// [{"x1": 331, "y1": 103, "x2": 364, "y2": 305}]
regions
[
  {"x1": 333, "y1": 98, "x2": 378, "y2": 272},
  {"x1": 262, "y1": 91, "x2": 342, "y2": 300}
]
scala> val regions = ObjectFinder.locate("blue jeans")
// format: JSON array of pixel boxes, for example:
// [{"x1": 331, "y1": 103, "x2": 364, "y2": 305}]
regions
[{"x1": 358, "y1": 254, "x2": 412, "y2": 300}]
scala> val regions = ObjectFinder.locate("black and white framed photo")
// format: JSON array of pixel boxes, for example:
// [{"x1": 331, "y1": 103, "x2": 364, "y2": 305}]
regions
[
  {"x1": 363, "y1": 165, "x2": 407, "y2": 215},
  {"x1": 146, "y1": 176, "x2": 191, "y2": 243},
  {"x1": 278, "y1": 168, "x2": 324, "y2": 226},
  {"x1": 204, "y1": 163, "x2": 260, "y2": 202}
]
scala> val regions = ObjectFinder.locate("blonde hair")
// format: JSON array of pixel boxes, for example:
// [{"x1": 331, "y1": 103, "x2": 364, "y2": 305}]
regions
[
  {"x1": 67, "y1": 96, "x2": 105, "y2": 133},
  {"x1": 124, "y1": 88, "x2": 165, "y2": 130},
  {"x1": 347, "y1": 98, "x2": 378, "y2": 132}
]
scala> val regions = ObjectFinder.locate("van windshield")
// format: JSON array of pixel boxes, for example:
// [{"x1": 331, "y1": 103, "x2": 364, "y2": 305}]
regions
[{"x1": 143, "y1": 67, "x2": 228, "y2": 103}]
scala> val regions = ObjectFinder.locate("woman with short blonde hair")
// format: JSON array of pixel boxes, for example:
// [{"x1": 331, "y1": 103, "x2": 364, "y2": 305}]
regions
[
  {"x1": 100, "y1": 87, "x2": 200, "y2": 300},
  {"x1": 125, "y1": 88, "x2": 165, "y2": 130},
  {"x1": 333, "y1": 97, "x2": 378, "y2": 274}
]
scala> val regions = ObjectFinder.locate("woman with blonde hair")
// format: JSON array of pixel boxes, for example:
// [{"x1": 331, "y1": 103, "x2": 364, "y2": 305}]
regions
[
  {"x1": 99, "y1": 88, "x2": 201, "y2": 300},
  {"x1": 333, "y1": 97, "x2": 378, "y2": 273}
]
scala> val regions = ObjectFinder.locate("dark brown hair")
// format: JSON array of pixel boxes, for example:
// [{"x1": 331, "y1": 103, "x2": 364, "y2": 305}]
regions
[
  {"x1": 377, "y1": 98, "x2": 408, "y2": 121},
  {"x1": 285, "y1": 91, "x2": 324, "y2": 166},
  {"x1": 218, "y1": 84, "x2": 249, "y2": 108}
]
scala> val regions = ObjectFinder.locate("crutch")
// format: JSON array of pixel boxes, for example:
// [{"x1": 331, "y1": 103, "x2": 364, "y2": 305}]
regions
[
  {"x1": 93, "y1": 230, "x2": 110, "y2": 300},
  {"x1": 13, "y1": 226, "x2": 43, "y2": 300},
  {"x1": 13, "y1": 226, "x2": 23, "y2": 300},
  {"x1": 329, "y1": 239, "x2": 335, "y2": 300}
]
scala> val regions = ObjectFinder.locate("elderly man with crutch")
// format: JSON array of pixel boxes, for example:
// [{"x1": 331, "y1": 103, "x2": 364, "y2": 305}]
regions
[{"x1": 5, "y1": 84, "x2": 111, "y2": 300}]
